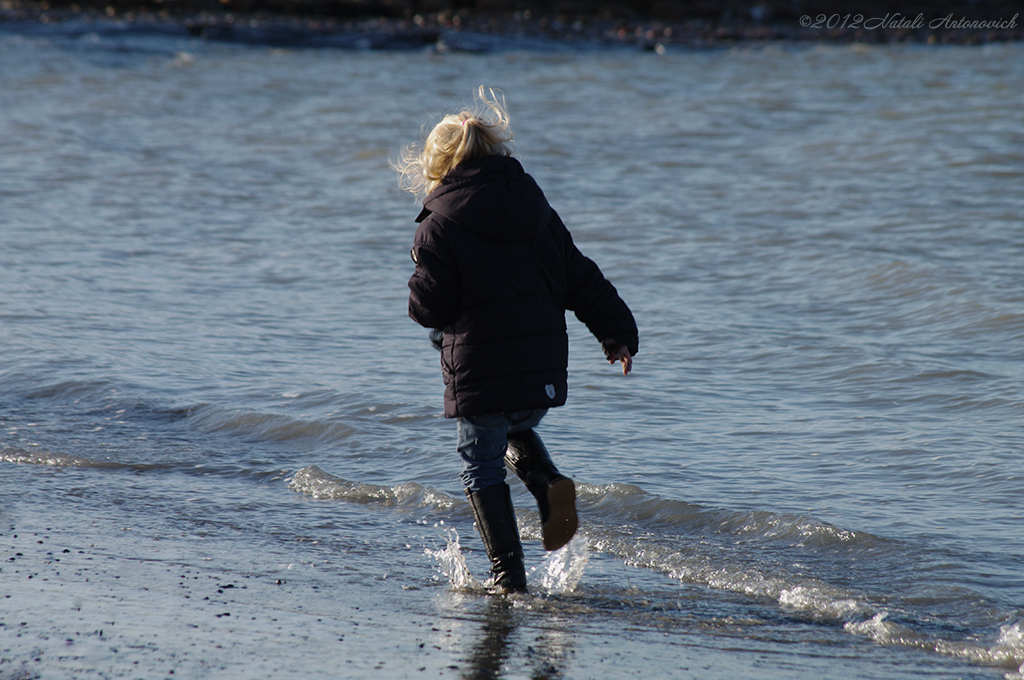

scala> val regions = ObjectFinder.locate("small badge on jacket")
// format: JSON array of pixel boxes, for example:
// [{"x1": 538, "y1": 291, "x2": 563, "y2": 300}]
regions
[{"x1": 545, "y1": 384, "x2": 556, "y2": 399}]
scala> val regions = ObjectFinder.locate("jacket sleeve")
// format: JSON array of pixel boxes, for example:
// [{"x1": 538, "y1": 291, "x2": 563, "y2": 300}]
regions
[
  {"x1": 559, "y1": 213, "x2": 639, "y2": 357},
  {"x1": 408, "y1": 217, "x2": 460, "y2": 330}
]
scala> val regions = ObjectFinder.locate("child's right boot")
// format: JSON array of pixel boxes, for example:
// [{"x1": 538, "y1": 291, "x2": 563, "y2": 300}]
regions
[
  {"x1": 465, "y1": 482, "x2": 528, "y2": 593},
  {"x1": 505, "y1": 430, "x2": 578, "y2": 551}
]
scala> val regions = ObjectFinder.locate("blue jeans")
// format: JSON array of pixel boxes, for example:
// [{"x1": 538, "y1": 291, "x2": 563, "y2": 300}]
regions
[{"x1": 457, "y1": 409, "x2": 548, "y2": 492}]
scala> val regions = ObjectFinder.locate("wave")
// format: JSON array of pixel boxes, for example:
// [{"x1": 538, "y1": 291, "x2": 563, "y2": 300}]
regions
[
  {"x1": 288, "y1": 465, "x2": 458, "y2": 513},
  {"x1": 573, "y1": 480, "x2": 886, "y2": 550},
  {"x1": 1, "y1": 371, "x2": 426, "y2": 449},
  {"x1": 0, "y1": 445, "x2": 290, "y2": 481},
  {"x1": 1, "y1": 373, "x2": 192, "y2": 422},
  {"x1": 185, "y1": 404, "x2": 358, "y2": 445},
  {"x1": 0, "y1": 446, "x2": 125, "y2": 469},
  {"x1": 577, "y1": 519, "x2": 872, "y2": 619},
  {"x1": 847, "y1": 615, "x2": 1024, "y2": 675},
  {"x1": 17, "y1": 377, "x2": 118, "y2": 401}
]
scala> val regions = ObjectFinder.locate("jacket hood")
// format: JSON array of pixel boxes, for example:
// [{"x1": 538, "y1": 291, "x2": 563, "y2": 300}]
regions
[{"x1": 418, "y1": 156, "x2": 551, "y2": 243}]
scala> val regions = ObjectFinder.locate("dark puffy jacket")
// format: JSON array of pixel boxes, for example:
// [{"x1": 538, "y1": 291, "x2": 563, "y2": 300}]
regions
[{"x1": 407, "y1": 155, "x2": 638, "y2": 418}]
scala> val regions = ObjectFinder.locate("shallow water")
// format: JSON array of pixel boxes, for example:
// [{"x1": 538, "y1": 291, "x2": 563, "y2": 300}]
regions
[{"x1": 1, "y1": 24, "x2": 1023, "y2": 680}]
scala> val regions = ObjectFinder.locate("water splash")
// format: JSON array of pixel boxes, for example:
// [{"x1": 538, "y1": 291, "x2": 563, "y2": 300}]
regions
[
  {"x1": 425, "y1": 529, "x2": 590, "y2": 596},
  {"x1": 425, "y1": 528, "x2": 482, "y2": 591},
  {"x1": 535, "y1": 537, "x2": 590, "y2": 595}
]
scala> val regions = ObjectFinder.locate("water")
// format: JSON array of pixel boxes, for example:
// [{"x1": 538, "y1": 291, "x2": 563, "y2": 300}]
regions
[{"x1": 2, "y1": 23, "x2": 1023, "y2": 679}]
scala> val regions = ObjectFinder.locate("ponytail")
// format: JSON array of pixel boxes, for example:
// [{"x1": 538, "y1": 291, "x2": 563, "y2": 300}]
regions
[{"x1": 394, "y1": 86, "x2": 515, "y2": 199}]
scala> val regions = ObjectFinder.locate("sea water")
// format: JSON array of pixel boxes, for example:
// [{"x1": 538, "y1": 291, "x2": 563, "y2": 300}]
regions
[{"x1": 1, "y1": 23, "x2": 1022, "y2": 679}]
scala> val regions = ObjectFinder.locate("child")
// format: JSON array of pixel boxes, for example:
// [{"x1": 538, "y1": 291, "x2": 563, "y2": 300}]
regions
[{"x1": 396, "y1": 87, "x2": 638, "y2": 593}]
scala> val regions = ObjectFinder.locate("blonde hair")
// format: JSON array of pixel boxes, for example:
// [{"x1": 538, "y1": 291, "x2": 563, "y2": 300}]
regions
[{"x1": 394, "y1": 86, "x2": 515, "y2": 199}]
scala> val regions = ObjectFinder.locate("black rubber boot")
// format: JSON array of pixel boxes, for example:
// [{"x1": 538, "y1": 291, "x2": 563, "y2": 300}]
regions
[
  {"x1": 505, "y1": 430, "x2": 578, "y2": 551},
  {"x1": 465, "y1": 482, "x2": 528, "y2": 593}
]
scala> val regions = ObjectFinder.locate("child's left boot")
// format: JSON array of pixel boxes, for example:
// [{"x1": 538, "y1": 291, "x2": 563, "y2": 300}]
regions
[{"x1": 505, "y1": 430, "x2": 578, "y2": 551}]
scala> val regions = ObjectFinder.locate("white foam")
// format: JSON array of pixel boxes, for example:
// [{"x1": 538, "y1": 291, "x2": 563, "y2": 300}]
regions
[
  {"x1": 999, "y1": 621, "x2": 1024, "y2": 651},
  {"x1": 289, "y1": 465, "x2": 456, "y2": 511},
  {"x1": 846, "y1": 613, "x2": 1024, "y2": 677},
  {"x1": 779, "y1": 585, "x2": 865, "y2": 619},
  {"x1": 1, "y1": 446, "x2": 115, "y2": 468},
  {"x1": 844, "y1": 612, "x2": 902, "y2": 644}
]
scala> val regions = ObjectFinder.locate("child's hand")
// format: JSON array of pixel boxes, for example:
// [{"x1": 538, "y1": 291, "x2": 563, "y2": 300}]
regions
[{"x1": 608, "y1": 346, "x2": 633, "y2": 376}]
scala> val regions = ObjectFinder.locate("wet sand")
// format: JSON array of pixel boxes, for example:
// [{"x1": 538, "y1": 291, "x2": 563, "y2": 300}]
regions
[
  {"x1": 2, "y1": 508, "x2": 458, "y2": 678},
  {"x1": 2, "y1": 498, "x2": 822, "y2": 680}
]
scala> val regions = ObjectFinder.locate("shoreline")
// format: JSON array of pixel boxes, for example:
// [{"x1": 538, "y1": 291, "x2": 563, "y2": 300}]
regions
[{"x1": 2, "y1": 0, "x2": 1021, "y2": 48}]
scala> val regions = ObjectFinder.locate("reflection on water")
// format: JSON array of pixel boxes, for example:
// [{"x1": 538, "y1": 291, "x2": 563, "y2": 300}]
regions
[
  {"x1": 460, "y1": 596, "x2": 578, "y2": 680},
  {"x1": 463, "y1": 598, "x2": 519, "y2": 680}
]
